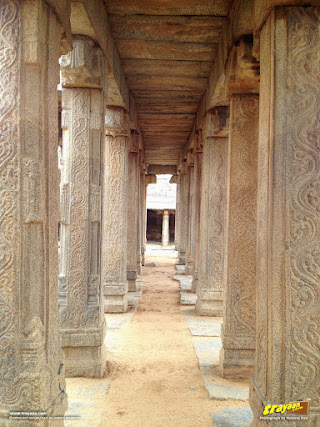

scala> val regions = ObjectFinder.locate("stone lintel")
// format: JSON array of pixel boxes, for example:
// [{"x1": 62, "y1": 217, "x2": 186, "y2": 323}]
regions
[
  {"x1": 226, "y1": 36, "x2": 260, "y2": 96},
  {"x1": 60, "y1": 36, "x2": 107, "y2": 89},
  {"x1": 105, "y1": 106, "x2": 130, "y2": 137},
  {"x1": 205, "y1": 106, "x2": 230, "y2": 138},
  {"x1": 147, "y1": 164, "x2": 177, "y2": 175}
]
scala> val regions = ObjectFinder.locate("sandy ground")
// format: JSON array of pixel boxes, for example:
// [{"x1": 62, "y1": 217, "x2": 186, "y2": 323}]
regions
[{"x1": 97, "y1": 253, "x2": 247, "y2": 427}]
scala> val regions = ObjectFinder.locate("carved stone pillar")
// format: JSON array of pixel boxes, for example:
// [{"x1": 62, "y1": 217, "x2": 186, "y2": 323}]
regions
[
  {"x1": 59, "y1": 37, "x2": 107, "y2": 377},
  {"x1": 218, "y1": 40, "x2": 260, "y2": 376},
  {"x1": 173, "y1": 175, "x2": 180, "y2": 252},
  {"x1": 178, "y1": 165, "x2": 189, "y2": 265},
  {"x1": 102, "y1": 107, "x2": 129, "y2": 313},
  {"x1": 196, "y1": 108, "x2": 229, "y2": 315},
  {"x1": 140, "y1": 170, "x2": 147, "y2": 266},
  {"x1": 127, "y1": 131, "x2": 139, "y2": 292},
  {"x1": 0, "y1": 0, "x2": 69, "y2": 421},
  {"x1": 191, "y1": 131, "x2": 203, "y2": 293},
  {"x1": 250, "y1": 7, "x2": 320, "y2": 426},
  {"x1": 186, "y1": 155, "x2": 195, "y2": 275},
  {"x1": 162, "y1": 210, "x2": 170, "y2": 247}
]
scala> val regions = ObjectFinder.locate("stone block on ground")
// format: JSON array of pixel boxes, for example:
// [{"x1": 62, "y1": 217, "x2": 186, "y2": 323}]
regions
[
  {"x1": 201, "y1": 366, "x2": 249, "y2": 401},
  {"x1": 173, "y1": 274, "x2": 193, "y2": 291},
  {"x1": 210, "y1": 407, "x2": 253, "y2": 426},
  {"x1": 180, "y1": 291, "x2": 197, "y2": 305},
  {"x1": 185, "y1": 316, "x2": 222, "y2": 337}
]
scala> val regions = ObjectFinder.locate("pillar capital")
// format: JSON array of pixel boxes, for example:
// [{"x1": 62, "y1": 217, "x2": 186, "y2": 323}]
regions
[
  {"x1": 105, "y1": 106, "x2": 130, "y2": 137},
  {"x1": 225, "y1": 36, "x2": 260, "y2": 95},
  {"x1": 204, "y1": 106, "x2": 230, "y2": 139},
  {"x1": 60, "y1": 36, "x2": 107, "y2": 90},
  {"x1": 145, "y1": 174, "x2": 157, "y2": 185}
]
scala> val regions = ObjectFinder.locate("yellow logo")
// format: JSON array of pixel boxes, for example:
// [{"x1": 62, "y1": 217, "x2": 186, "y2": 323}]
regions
[{"x1": 263, "y1": 401, "x2": 309, "y2": 416}]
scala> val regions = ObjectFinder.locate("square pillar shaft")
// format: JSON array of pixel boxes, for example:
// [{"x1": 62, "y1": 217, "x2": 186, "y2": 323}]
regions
[
  {"x1": 250, "y1": 7, "x2": 320, "y2": 425},
  {"x1": 219, "y1": 94, "x2": 259, "y2": 378},
  {"x1": 102, "y1": 107, "x2": 129, "y2": 313},
  {"x1": 127, "y1": 148, "x2": 139, "y2": 292},
  {"x1": 0, "y1": 0, "x2": 68, "y2": 422},
  {"x1": 196, "y1": 134, "x2": 228, "y2": 316},
  {"x1": 59, "y1": 37, "x2": 107, "y2": 378}
]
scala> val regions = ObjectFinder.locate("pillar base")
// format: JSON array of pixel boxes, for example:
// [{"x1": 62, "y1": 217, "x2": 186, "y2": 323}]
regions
[
  {"x1": 62, "y1": 323, "x2": 106, "y2": 378},
  {"x1": 127, "y1": 270, "x2": 137, "y2": 292},
  {"x1": 186, "y1": 259, "x2": 194, "y2": 275},
  {"x1": 195, "y1": 289, "x2": 223, "y2": 316},
  {"x1": 191, "y1": 271, "x2": 198, "y2": 293},
  {"x1": 195, "y1": 298, "x2": 223, "y2": 316},
  {"x1": 219, "y1": 331, "x2": 255, "y2": 379},
  {"x1": 104, "y1": 295, "x2": 128, "y2": 313}
]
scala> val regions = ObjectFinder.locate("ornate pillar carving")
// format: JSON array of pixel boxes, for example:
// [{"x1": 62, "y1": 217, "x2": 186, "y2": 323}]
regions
[
  {"x1": 59, "y1": 36, "x2": 107, "y2": 377},
  {"x1": 220, "y1": 38, "x2": 260, "y2": 378},
  {"x1": 178, "y1": 164, "x2": 189, "y2": 265},
  {"x1": 0, "y1": 0, "x2": 69, "y2": 421},
  {"x1": 186, "y1": 152, "x2": 195, "y2": 275},
  {"x1": 191, "y1": 131, "x2": 203, "y2": 292},
  {"x1": 102, "y1": 107, "x2": 129, "y2": 313},
  {"x1": 127, "y1": 131, "x2": 139, "y2": 292},
  {"x1": 250, "y1": 7, "x2": 320, "y2": 426},
  {"x1": 196, "y1": 108, "x2": 229, "y2": 315},
  {"x1": 140, "y1": 169, "x2": 147, "y2": 266}
]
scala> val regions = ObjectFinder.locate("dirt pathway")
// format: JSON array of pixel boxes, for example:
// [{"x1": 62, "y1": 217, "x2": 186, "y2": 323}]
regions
[{"x1": 100, "y1": 254, "x2": 229, "y2": 427}]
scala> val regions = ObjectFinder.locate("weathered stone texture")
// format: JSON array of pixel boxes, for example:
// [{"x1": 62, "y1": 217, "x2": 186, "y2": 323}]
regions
[
  {"x1": 250, "y1": 7, "x2": 320, "y2": 426},
  {"x1": 127, "y1": 134, "x2": 139, "y2": 291},
  {"x1": 219, "y1": 94, "x2": 259, "y2": 378},
  {"x1": 102, "y1": 107, "x2": 129, "y2": 313},
  {"x1": 196, "y1": 111, "x2": 228, "y2": 316},
  {"x1": 0, "y1": 0, "x2": 67, "y2": 422}
]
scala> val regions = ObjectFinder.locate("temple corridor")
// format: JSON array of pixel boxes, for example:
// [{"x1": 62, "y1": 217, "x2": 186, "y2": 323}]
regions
[
  {"x1": 1, "y1": 0, "x2": 319, "y2": 425},
  {"x1": 66, "y1": 249, "x2": 250, "y2": 426}
]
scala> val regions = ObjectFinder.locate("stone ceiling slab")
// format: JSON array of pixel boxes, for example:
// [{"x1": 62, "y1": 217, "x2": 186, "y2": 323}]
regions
[{"x1": 105, "y1": 0, "x2": 230, "y2": 164}]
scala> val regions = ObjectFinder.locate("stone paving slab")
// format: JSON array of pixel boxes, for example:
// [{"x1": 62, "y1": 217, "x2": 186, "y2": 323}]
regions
[
  {"x1": 65, "y1": 378, "x2": 111, "y2": 426},
  {"x1": 211, "y1": 407, "x2": 253, "y2": 426},
  {"x1": 186, "y1": 318, "x2": 249, "y2": 402},
  {"x1": 173, "y1": 274, "x2": 193, "y2": 290},
  {"x1": 185, "y1": 316, "x2": 222, "y2": 337},
  {"x1": 192, "y1": 336, "x2": 222, "y2": 367}
]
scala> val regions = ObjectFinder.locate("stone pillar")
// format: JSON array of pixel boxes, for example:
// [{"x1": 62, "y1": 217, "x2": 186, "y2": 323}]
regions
[
  {"x1": 191, "y1": 131, "x2": 203, "y2": 293},
  {"x1": 59, "y1": 37, "x2": 107, "y2": 377},
  {"x1": 219, "y1": 39, "x2": 260, "y2": 378},
  {"x1": 140, "y1": 170, "x2": 147, "y2": 266},
  {"x1": 127, "y1": 131, "x2": 139, "y2": 292},
  {"x1": 174, "y1": 177, "x2": 180, "y2": 252},
  {"x1": 0, "y1": 0, "x2": 69, "y2": 422},
  {"x1": 102, "y1": 107, "x2": 129, "y2": 313},
  {"x1": 162, "y1": 210, "x2": 170, "y2": 247},
  {"x1": 196, "y1": 108, "x2": 229, "y2": 315},
  {"x1": 186, "y1": 155, "x2": 195, "y2": 275},
  {"x1": 250, "y1": 7, "x2": 320, "y2": 426},
  {"x1": 178, "y1": 165, "x2": 189, "y2": 265}
]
